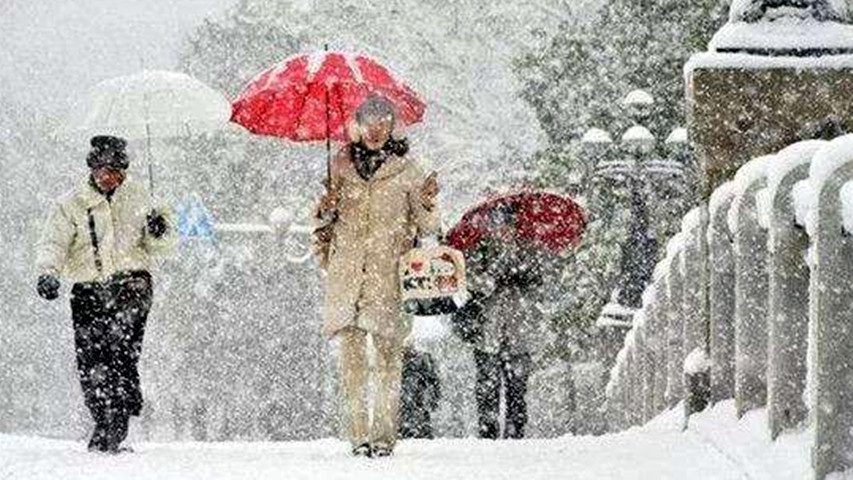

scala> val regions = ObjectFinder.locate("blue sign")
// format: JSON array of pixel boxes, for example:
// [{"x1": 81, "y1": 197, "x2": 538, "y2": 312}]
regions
[{"x1": 176, "y1": 196, "x2": 216, "y2": 241}]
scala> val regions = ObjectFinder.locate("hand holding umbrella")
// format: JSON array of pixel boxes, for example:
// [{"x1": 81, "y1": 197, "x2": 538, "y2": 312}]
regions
[{"x1": 421, "y1": 172, "x2": 440, "y2": 211}]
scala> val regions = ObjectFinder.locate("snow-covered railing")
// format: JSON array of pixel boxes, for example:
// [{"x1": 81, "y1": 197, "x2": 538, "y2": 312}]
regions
[
  {"x1": 729, "y1": 154, "x2": 772, "y2": 418},
  {"x1": 707, "y1": 182, "x2": 736, "y2": 404},
  {"x1": 603, "y1": 133, "x2": 853, "y2": 480},
  {"x1": 763, "y1": 140, "x2": 825, "y2": 440}
]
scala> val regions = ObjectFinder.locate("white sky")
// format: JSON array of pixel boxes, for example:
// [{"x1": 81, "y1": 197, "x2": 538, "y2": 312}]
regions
[{"x1": 0, "y1": 0, "x2": 238, "y2": 112}]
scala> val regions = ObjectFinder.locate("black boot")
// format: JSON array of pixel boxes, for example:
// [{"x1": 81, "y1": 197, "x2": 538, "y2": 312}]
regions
[
  {"x1": 474, "y1": 350, "x2": 501, "y2": 440},
  {"x1": 104, "y1": 409, "x2": 131, "y2": 454},
  {"x1": 351, "y1": 443, "x2": 371, "y2": 457},
  {"x1": 503, "y1": 352, "x2": 531, "y2": 440},
  {"x1": 371, "y1": 443, "x2": 394, "y2": 458},
  {"x1": 87, "y1": 424, "x2": 108, "y2": 452}
]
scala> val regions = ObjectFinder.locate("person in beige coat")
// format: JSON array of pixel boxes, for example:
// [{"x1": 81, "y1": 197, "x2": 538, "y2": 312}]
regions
[
  {"x1": 35, "y1": 135, "x2": 175, "y2": 453},
  {"x1": 314, "y1": 95, "x2": 440, "y2": 457}
]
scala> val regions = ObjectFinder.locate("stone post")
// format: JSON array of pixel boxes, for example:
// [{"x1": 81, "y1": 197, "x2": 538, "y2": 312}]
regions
[
  {"x1": 707, "y1": 182, "x2": 737, "y2": 403},
  {"x1": 681, "y1": 206, "x2": 711, "y2": 418},
  {"x1": 765, "y1": 140, "x2": 825, "y2": 439},
  {"x1": 808, "y1": 136, "x2": 853, "y2": 480},
  {"x1": 664, "y1": 241, "x2": 686, "y2": 407},
  {"x1": 729, "y1": 155, "x2": 773, "y2": 417}
]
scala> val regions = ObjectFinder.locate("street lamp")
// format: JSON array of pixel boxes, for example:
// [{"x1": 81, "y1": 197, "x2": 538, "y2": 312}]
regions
[{"x1": 593, "y1": 90, "x2": 661, "y2": 324}]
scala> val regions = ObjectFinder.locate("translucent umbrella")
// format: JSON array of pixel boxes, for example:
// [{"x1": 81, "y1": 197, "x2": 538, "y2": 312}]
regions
[{"x1": 73, "y1": 70, "x2": 232, "y2": 194}]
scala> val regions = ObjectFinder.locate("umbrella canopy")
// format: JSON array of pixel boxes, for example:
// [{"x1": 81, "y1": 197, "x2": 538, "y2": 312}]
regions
[
  {"x1": 77, "y1": 70, "x2": 232, "y2": 141},
  {"x1": 231, "y1": 50, "x2": 426, "y2": 143},
  {"x1": 446, "y1": 191, "x2": 587, "y2": 255}
]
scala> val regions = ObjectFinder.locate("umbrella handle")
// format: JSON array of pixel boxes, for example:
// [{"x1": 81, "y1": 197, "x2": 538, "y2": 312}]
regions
[
  {"x1": 146, "y1": 123, "x2": 155, "y2": 200},
  {"x1": 148, "y1": 158, "x2": 155, "y2": 197},
  {"x1": 324, "y1": 43, "x2": 332, "y2": 186}
]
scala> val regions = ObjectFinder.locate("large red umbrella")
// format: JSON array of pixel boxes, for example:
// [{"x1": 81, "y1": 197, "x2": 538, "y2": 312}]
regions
[
  {"x1": 231, "y1": 49, "x2": 426, "y2": 179},
  {"x1": 446, "y1": 191, "x2": 587, "y2": 254}
]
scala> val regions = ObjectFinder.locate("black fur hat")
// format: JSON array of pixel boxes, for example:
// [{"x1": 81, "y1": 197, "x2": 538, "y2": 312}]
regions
[{"x1": 87, "y1": 135, "x2": 129, "y2": 170}]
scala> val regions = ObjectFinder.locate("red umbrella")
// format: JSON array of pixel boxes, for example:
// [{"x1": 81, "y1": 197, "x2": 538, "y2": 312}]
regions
[
  {"x1": 231, "y1": 49, "x2": 426, "y2": 178},
  {"x1": 446, "y1": 191, "x2": 587, "y2": 254}
]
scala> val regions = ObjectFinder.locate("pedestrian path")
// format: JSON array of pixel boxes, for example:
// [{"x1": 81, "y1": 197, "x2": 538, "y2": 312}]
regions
[{"x1": 0, "y1": 401, "x2": 815, "y2": 480}]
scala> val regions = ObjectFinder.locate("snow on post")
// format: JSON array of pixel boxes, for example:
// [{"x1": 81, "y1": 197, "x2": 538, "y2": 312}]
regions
[
  {"x1": 665, "y1": 128, "x2": 688, "y2": 145},
  {"x1": 632, "y1": 310, "x2": 656, "y2": 424},
  {"x1": 763, "y1": 140, "x2": 824, "y2": 440},
  {"x1": 607, "y1": 339, "x2": 631, "y2": 432},
  {"x1": 621, "y1": 126, "x2": 655, "y2": 144},
  {"x1": 728, "y1": 155, "x2": 774, "y2": 418},
  {"x1": 649, "y1": 276, "x2": 671, "y2": 416},
  {"x1": 623, "y1": 328, "x2": 643, "y2": 428},
  {"x1": 791, "y1": 180, "x2": 816, "y2": 232},
  {"x1": 637, "y1": 283, "x2": 668, "y2": 423},
  {"x1": 622, "y1": 89, "x2": 654, "y2": 107},
  {"x1": 664, "y1": 238, "x2": 686, "y2": 408},
  {"x1": 803, "y1": 134, "x2": 853, "y2": 479},
  {"x1": 581, "y1": 128, "x2": 614, "y2": 144},
  {"x1": 680, "y1": 207, "x2": 709, "y2": 368},
  {"x1": 685, "y1": 1, "x2": 853, "y2": 202},
  {"x1": 680, "y1": 206, "x2": 712, "y2": 420},
  {"x1": 712, "y1": 0, "x2": 853, "y2": 55},
  {"x1": 841, "y1": 181, "x2": 853, "y2": 234},
  {"x1": 683, "y1": 348, "x2": 712, "y2": 376},
  {"x1": 707, "y1": 182, "x2": 738, "y2": 404}
]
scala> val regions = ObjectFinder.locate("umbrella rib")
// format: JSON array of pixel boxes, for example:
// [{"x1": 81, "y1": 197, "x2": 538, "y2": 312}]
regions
[{"x1": 291, "y1": 84, "x2": 312, "y2": 141}]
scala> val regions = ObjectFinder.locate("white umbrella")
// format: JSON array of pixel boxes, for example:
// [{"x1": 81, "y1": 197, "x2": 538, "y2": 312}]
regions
[{"x1": 74, "y1": 70, "x2": 232, "y2": 195}]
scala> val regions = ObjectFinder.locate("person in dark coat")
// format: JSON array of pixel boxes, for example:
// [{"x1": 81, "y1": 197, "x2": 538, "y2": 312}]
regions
[
  {"x1": 451, "y1": 240, "x2": 555, "y2": 440},
  {"x1": 35, "y1": 135, "x2": 176, "y2": 453},
  {"x1": 398, "y1": 345, "x2": 441, "y2": 439}
]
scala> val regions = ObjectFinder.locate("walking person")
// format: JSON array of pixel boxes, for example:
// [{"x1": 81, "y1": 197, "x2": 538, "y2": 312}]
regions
[
  {"x1": 447, "y1": 192, "x2": 585, "y2": 440},
  {"x1": 35, "y1": 135, "x2": 175, "y2": 453},
  {"x1": 313, "y1": 94, "x2": 440, "y2": 457},
  {"x1": 399, "y1": 344, "x2": 441, "y2": 439},
  {"x1": 451, "y1": 241, "x2": 556, "y2": 440}
]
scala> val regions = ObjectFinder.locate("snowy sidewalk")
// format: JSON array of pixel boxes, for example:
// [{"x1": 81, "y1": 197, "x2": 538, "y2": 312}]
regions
[{"x1": 0, "y1": 401, "x2": 813, "y2": 480}]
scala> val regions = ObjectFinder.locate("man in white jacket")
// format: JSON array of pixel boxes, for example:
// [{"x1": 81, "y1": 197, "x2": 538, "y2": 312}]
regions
[{"x1": 35, "y1": 135, "x2": 175, "y2": 453}]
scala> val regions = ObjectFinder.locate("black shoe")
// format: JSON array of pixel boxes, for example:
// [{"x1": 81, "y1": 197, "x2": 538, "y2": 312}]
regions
[
  {"x1": 504, "y1": 423, "x2": 525, "y2": 439},
  {"x1": 351, "y1": 443, "x2": 371, "y2": 457},
  {"x1": 106, "y1": 445, "x2": 134, "y2": 455},
  {"x1": 103, "y1": 411, "x2": 130, "y2": 454},
  {"x1": 371, "y1": 444, "x2": 393, "y2": 458},
  {"x1": 87, "y1": 426, "x2": 108, "y2": 452}
]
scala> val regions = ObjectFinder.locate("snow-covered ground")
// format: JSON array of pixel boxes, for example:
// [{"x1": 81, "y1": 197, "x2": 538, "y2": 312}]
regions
[{"x1": 0, "y1": 400, "x2": 827, "y2": 480}]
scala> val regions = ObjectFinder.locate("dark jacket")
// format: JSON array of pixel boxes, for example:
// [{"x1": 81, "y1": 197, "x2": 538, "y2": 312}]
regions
[{"x1": 399, "y1": 347, "x2": 441, "y2": 439}]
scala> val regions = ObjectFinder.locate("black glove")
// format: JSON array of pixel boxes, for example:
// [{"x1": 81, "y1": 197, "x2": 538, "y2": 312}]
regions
[
  {"x1": 450, "y1": 291, "x2": 487, "y2": 345},
  {"x1": 37, "y1": 274, "x2": 60, "y2": 301},
  {"x1": 147, "y1": 211, "x2": 168, "y2": 239}
]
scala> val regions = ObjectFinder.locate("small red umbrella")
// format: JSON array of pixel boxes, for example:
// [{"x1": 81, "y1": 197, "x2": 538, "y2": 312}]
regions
[
  {"x1": 231, "y1": 48, "x2": 426, "y2": 179},
  {"x1": 446, "y1": 191, "x2": 587, "y2": 254}
]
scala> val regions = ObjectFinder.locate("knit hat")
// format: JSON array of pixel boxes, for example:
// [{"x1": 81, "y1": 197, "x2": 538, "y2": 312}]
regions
[
  {"x1": 354, "y1": 94, "x2": 396, "y2": 127},
  {"x1": 87, "y1": 135, "x2": 129, "y2": 170}
]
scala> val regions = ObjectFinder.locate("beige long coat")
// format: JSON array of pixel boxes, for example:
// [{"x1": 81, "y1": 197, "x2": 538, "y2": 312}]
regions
[{"x1": 318, "y1": 147, "x2": 440, "y2": 340}]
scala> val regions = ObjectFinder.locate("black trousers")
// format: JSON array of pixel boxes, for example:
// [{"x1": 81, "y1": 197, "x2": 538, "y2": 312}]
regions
[
  {"x1": 70, "y1": 271, "x2": 152, "y2": 449},
  {"x1": 474, "y1": 348, "x2": 531, "y2": 439}
]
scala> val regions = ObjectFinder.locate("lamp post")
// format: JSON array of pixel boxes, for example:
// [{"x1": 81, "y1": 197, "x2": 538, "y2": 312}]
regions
[
  {"x1": 593, "y1": 90, "x2": 660, "y2": 318},
  {"x1": 589, "y1": 89, "x2": 694, "y2": 340}
]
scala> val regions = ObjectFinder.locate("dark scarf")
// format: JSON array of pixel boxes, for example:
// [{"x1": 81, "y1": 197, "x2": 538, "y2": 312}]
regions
[{"x1": 350, "y1": 138, "x2": 410, "y2": 180}]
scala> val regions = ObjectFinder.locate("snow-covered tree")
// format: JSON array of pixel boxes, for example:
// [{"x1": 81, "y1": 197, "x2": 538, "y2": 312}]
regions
[
  {"x1": 515, "y1": 0, "x2": 726, "y2": 361},
  {"x1": 515, "y1": 0, "x2": 728, "y2": 148}
]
